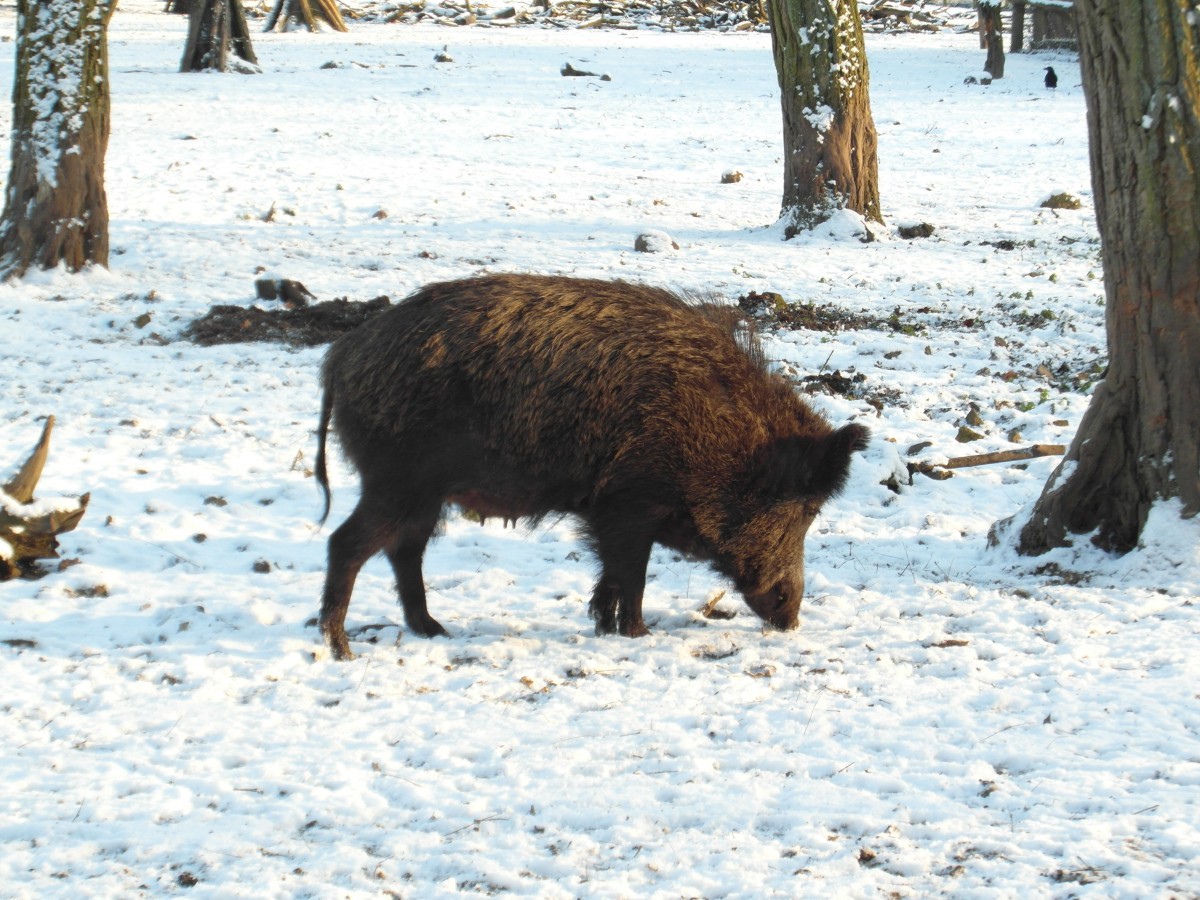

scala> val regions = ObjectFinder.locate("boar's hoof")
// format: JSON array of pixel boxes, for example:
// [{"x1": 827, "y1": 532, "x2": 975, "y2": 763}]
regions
[
  {"x1": 619, "y1": 618, "x2": 650, "y2": 638},
  {"x1": 408, "y1": 617, "x2": 449, "y2": 639},
  {"x1": 323, "y1": 630, "x2": 357, "y2": 662}
]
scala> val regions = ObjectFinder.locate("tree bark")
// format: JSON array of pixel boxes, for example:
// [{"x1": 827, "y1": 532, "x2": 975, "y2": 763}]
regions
[
  {"x1": 0, "y1": 0, "x2": 116, "y2": 278},
  {"x1": 765, "y1": 0, "x2": 881, "y2": 238},
  {"x1": 1013, "y1": 0, "x2": 1200, "y2": 554},
  {"x1": 1030, "y1": 4, "x2": 1078, "y2": 50},
  {"x1": 264, "y1": 0, "x2": 349, "y2": 33},
  {"x1": 181, "y1": 0, "x2": 258, "y2": 72},
  {"x1": 1010, "y1": 0, "x2": 1025, "y2": 53},
  {"x1": 978, "y1": 1, "x2": 1005, "y2": 79}
]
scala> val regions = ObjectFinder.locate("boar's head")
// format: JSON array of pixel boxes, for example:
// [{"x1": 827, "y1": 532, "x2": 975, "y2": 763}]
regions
[{"x1": 722, "y1": 422, "x2": 870, "y2": 630}]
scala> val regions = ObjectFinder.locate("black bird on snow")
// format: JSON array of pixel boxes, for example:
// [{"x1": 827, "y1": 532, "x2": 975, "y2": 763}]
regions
[{"x1": 1044, "y1": 66, "x2": 1058, "y2": 89}]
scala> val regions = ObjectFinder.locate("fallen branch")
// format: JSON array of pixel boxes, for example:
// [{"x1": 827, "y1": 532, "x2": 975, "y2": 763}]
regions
[
  {"x1": 910, "y1": 444, "x2": 1066, "y2": 480},
  {"x1": 943, "y1": 444, "x2": 1066, "y2": 469}
]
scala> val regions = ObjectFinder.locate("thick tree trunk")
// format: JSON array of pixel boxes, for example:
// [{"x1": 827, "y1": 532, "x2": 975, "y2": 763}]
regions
[
  {"x1": 978, "y1": 1, "x2": 1005, "y2": 79},
  {"x1": 264, "y1": 0, "x2": 349, "y2": 33},
  {"x1": 1013, "y1": 0, "x2": 1200, "y2": 554},
  {"x1": 1010, "y1": 1, "x2": 1025, "y2": 53},
  {"x1": 0, "y1": 0, "x2": 116, "y2": 278},
  {"x1": 765, "y1": 0, "x2": 881, "y2": 238},
  {"x1": 181, "y1": 0, "x2": 259, "y2": 72},
  {"x1": 1030, "y1": 5, "x2": 1078, "y2": 50}
]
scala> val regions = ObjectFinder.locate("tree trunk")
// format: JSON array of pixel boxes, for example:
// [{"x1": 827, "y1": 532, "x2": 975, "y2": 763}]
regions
[
  {"x1": 1010, "y1": 0, "x2": 1025, "y2": 53},
  {"x1": 0, "y1": 0, "x2": 116, "y2": 279},
  {"x1": 978, "y1": 1, "x2": 1005, "y2": 79},
  {"x1": 765, "y1": 0, "x2": 881, "y2": 238},
  {"x1": 1012, "y1": 0, "x2": 1200, "y2": 555},
  {"x1": 264, "y1": 0, "x2": 349, "y2": 33},
  {"x1": 181, "y1": 0, "x2": 258, "y2": 72},
  {"x1": 1030, "y1": 4, "x2": 1078, "y2": 50}
]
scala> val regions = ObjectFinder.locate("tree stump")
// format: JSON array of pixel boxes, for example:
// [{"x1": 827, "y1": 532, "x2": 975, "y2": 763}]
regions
[{"x1": 1, "y1": 418, "x2": 89, "y2": 580}]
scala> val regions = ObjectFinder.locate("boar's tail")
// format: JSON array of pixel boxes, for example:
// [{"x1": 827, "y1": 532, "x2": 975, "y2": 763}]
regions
[{"x1": 315, "y1": 375, "x2": 334, "y2": 526}]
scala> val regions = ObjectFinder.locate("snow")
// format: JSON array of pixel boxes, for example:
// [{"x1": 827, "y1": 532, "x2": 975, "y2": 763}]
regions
[
  {"x1": 2, "y1": 3, "x2": 1198, "y2": 897},
  {"x1": 0, "y1": 487, "x2": 83, "y2": 522},
  {"x1": 802, "y1": 102, "x2": 834, "y2": 136},
  {"x1": 633, "y1": 228, "x2": 677, "y2": 253}
]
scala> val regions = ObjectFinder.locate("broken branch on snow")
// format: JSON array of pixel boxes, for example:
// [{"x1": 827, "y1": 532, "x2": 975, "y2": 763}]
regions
[{"x1": 909, "y1": 444, "x2": 1066, "y2": 480}]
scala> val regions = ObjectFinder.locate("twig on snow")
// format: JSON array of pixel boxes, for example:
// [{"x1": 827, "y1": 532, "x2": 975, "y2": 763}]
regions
[{"x1": 444, "y1": 813, "x2": 508, "y2": 837}]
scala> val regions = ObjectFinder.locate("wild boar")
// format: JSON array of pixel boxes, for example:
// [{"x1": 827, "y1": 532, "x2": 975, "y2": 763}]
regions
[{"x1": 315, "y1": 274, "x2": 868, "y2": 660}]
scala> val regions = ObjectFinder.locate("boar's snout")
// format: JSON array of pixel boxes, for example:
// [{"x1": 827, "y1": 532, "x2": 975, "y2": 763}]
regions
[{"x1": 743, "y1": 579, "x2": 803, "y2": 631}]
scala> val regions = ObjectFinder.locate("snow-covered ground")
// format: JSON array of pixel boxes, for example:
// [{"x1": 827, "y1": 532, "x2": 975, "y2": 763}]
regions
[{"x1": 2, "y1": 3, "x2": 1198, "y2": 896}]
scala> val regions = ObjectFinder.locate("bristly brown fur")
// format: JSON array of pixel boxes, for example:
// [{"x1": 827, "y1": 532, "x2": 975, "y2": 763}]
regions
[{"x1": 316, "y1": 274, "x2": 869, "y2": 660}]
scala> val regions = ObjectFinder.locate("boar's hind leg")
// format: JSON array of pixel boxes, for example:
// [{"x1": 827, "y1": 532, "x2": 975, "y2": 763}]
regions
[
  {"x1": 384, "y1": 523, "x2": 447, "y2": 639},
  {"x1": 320, "y1": 501, "x2": 441, "y2": 661},
  {"x1": 586, "y1": 516, "x2": 655, "y2": 638},
  {"x1": 320, "y1": 503, "x2": 391, "y2": 661}
]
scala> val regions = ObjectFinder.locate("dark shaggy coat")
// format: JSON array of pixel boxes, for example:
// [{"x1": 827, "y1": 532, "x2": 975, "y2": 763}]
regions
[{"x1": 316, "y1": 274, "x2": 868, "y2": 660}]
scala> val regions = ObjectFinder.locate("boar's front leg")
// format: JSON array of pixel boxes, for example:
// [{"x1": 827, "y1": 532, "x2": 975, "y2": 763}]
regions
[
  {"x1": 384, "y1": 522, "x2": 448, "y2": 640},
  {"x1": 586, "y1": 512, "x2": 656, "y2": 638}
]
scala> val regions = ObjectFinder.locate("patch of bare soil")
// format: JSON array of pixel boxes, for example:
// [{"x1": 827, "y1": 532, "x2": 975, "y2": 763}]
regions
[
  {"x1": 738, "y1": 291, "x2": 922, "y2": 335},
  {"x1": 185, "y1": 296, "x2": 391, "y2": 347}
]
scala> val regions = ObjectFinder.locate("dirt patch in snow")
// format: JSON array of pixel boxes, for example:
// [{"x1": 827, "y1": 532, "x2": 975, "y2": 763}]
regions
[{"x1": 184, "y1": 296, "x2": 392, "y2": 347}]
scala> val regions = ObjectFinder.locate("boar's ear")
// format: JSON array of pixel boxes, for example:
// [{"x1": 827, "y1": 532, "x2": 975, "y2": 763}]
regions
[{"x1": 766, "y1": 423, "x2": 871, "y2": 501}]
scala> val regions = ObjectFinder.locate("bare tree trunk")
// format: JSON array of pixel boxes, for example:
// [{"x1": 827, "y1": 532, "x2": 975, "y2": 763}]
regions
[
  {"x1": 181, "y1": 0, "x2": 259, "y2": 72},
  {"x1": 0, "y1": 0, "x2": 116, "y2": 279},
  {"x1": 765, "y1": 0, "x2": 881, "y2": 238},
  {"x1": 1010, "y1": 0, "x2": 1025, "y2": 53},
  {"x1": 1010, "y1": 0, "x2": 1200, "y2": 554},
  {"x1": 264, "y1": 0, "x2": 349, "y2": 32},
  {"x1": 978, "y1": 1, "x2": 1005, "y2": 79}
]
